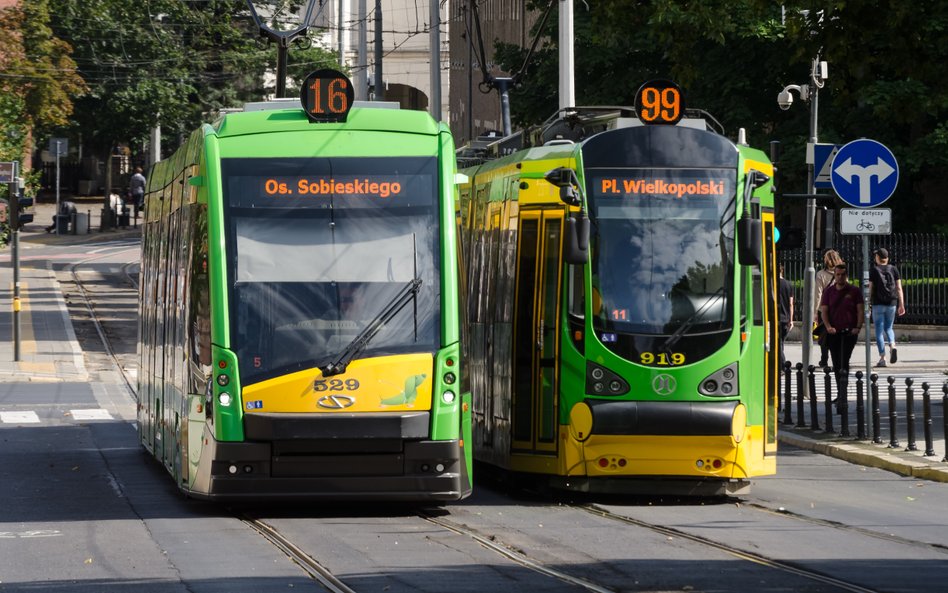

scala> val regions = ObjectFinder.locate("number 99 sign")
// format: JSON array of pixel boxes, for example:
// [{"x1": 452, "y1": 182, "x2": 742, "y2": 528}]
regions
[
  {"x1": 634, "y1": 80, "x2": 684, "y2": 126},
  {"x1": 300, "y1": 69, "x2": 355, "y2": 123}
]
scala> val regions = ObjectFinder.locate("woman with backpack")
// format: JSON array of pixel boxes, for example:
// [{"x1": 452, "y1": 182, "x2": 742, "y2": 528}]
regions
[
  {"x1": 868, "y1": 247, "x2": 905, "y2": 367},
  {"x1": 814, "y1": 249, "x2": 844, "y2": 368}
]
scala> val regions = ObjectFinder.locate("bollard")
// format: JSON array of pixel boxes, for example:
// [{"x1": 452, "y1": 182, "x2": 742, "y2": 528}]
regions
[
  {"x1": 905, "y1": 378, "x2": 917, "y2": 452},
  {"x1": 823, "y1": 366, "x2": 834, "y2": 434},
  {"x1": 921, "y1": 383, "x2": 935, "y2": 457},
  {"x1": 855, "y1": 371, "x2": 865, "y2": 440},
  {"x1": 809, "y1": 366, "x2": 820, "y2": 431},
  {"x1": 795, "y1": 363, "x2": 806, "y2": 428},
  {"x1": 837, "y1": 369, "x2": 850, "y2": 437},
  {"x1": 871, "y1": 374, "x2": 882, "y2": 444},
  {"x1": 887, "y1": 376, "x2": 900, "y2": 449},
  {"x1": 942, "y1": 383, "x2": 948, "y2": 463},
  {"x1": 782, "y1": 361, "x2": 793, "y2": 424}
]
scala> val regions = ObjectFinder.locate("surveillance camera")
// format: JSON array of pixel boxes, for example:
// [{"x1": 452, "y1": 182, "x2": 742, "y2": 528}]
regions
[{"x1": 777, "y1": 89, "x2": 793, "y2": 110}]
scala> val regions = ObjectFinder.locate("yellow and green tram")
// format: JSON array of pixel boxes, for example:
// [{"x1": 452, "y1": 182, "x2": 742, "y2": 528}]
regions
[
  {"x1": 458, "y1": 83, "x2": 778, "y2": 495},
  {"x1": 138, "y1": 70, "x2": 471, "y2": 501}
]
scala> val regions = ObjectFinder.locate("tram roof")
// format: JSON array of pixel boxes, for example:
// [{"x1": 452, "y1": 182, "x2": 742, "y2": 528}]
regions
[{"x1": 212, "y1": 106, "x2": 444, "y2": 138}]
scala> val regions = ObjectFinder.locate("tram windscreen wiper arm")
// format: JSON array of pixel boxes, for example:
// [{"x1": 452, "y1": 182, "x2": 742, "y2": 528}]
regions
[
  {"x1": 320, "y1": 277, "x2": 423, "y2": 377},
  {"x1": 660, "y1": 287, "x2": 725, "y2": 356}
]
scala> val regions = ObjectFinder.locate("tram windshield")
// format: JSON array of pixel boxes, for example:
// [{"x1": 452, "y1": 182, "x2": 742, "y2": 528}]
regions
[
  {"x1": 221, "y1": 156, "x2": 440, "y2": 384},
  {"x1": 587, "y1": 167, "x2": 736, "y2": 361}
]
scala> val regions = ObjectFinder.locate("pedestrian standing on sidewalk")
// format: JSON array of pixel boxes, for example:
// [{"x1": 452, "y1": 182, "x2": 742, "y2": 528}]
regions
[
  {"x1": 814, "y1": 249, "x2": 844, "y2": 368},
  {"x1": 819, "y1": 263, "x2": 864, "y2": 373},
  {"x1": 868, "y1": 247, "x2": 905, "y2": 367},
  {"x1": 129, "y1": 167, "x2": 146, "y2": 217},
  {"x1": 778, "y1": 263, "x2": 794, "y2": 370}
]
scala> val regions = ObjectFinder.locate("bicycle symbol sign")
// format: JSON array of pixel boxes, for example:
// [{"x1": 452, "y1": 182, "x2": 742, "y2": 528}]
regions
[{"x1": 839, "y1": 208, "x2": 892, "y2": 235}]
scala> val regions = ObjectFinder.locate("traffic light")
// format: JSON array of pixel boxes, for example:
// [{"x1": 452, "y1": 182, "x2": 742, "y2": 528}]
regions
[
  {"x1": 776, "y1": 227, "x2": 803, "y2": 250},
  {"x1": 814, "y1": 206, "x2": 834, "y2": 251},
  {"x1": 10, "y1": 193, "x2": 33, "y2": 228}
]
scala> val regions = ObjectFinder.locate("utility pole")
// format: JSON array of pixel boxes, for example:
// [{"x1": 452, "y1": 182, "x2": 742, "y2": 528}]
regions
[
  {"x1": 429, "y1": 0, "x2": 441, "y2": 120},
  {"x1": 374, "y1": 0, "x2": 383, "y2": 100},
  {"x1": 355, "y1": 0, "x2": 368, "y2": 101},
  {"x1": 558, "y1": 0, "x2": 575, "y2": 110}
]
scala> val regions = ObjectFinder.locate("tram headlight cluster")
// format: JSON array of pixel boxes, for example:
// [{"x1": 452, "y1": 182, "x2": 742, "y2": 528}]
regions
[
  {"x1": 699, "y1": 363, "x2": 738, "y2": 397},
  {"x1": 585, "y1": 362, "x2": 629, "y2": 396}
]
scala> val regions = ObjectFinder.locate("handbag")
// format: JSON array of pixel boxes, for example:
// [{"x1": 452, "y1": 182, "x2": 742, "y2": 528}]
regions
[{"x1": 812, "y1": 322, "x2": 826, "y2": 341}]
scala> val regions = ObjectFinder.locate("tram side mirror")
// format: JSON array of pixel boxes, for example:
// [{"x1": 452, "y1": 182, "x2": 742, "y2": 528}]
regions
[
  {"x1": 564, "y1": 213, "x2": 590, "y2": 264},
  {"x1": 545, "y1": 167, "x2": 582, "y2": 207},
  {"x1": 738, "y1": 216, "x2": 761, "y2": 266}
]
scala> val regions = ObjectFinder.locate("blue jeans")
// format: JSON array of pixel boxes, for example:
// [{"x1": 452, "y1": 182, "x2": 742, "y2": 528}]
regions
[{"x1": 872, "y1": 304, "x2": 897, "y2": 356}]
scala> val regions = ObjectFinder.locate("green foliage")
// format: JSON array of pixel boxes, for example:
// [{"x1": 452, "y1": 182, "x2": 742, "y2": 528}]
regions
[
  {"x1": 0, "y1": 0, "x2": 85, "y2": 162},
  {"x1": 47, "y1": 0, "x2": 339, "y2": 157},
  {"x1": 491, "y1": 0, "x2": 948, "y2": 231}
]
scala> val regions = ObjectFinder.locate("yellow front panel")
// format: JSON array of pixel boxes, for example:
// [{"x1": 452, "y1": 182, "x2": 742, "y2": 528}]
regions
[
  {"x1": 242, "y1": 353, "x2": 434, "y2": 413},
  {"x1": 544, "y1": 425, "x2": 775, "y2": 479}
]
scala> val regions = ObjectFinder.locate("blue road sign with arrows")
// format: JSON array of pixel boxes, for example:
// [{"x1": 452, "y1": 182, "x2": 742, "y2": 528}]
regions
[{"x1": 830, "y1": 139, "x2": 898, "y2": 208}]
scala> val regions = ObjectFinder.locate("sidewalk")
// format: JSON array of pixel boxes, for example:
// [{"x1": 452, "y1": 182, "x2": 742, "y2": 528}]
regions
[
  {"x1": 0, "y1": 199, "x2": 140, "y2": 380},
  {"x1": 781, "y1": 339, "x2": 948, "y2": 483}
]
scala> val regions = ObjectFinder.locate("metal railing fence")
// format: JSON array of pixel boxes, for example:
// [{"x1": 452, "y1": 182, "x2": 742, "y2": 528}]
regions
[{"x1": 779, "y1": 232, "x2": 948, "y2": 325}]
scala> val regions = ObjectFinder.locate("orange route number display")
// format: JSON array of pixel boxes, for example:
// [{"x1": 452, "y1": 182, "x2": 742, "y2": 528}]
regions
[
  {"x1": 634, "y1": 80, "x2": 684, "y2": 126},
  {"x1": 300, "y1": 69, "x2": 355, "y2": 122}
]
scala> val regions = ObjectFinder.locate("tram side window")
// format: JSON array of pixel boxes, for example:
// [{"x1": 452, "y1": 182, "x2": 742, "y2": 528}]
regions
[
  {"x1": 567, "y1": 264, "x2": 584, "y2": 319},
  {"x1": 188, "y1": 203, "x2": 211, "y2": 378},
  {"x1": 752, "y1": 268, "x2": 763, "y2": 325}
]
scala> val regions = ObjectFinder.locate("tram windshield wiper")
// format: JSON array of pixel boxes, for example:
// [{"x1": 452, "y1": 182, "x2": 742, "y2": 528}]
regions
[
  {"x1": 320, "y1": 277, "x2": 423, "y2": 377},
  {"x1": 660, "y1": 286, "x2": 725, "y2": 356}
]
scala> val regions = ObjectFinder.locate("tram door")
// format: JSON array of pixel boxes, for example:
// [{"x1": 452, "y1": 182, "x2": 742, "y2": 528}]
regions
[
  {"x1": 512, "y1": 209, "x2": 563, "y2": 454},
  {"x1": 762, "y1": 213, "x2": 779, "y2": 454}
]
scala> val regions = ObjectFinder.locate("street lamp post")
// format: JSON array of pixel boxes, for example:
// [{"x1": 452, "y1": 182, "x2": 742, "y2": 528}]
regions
[
  {"x1": 245, "y1": 0, "x2": 321, "y2": 98},
  {"x1": 778, "y1": 57, "x2": 828, "y2": 405}
]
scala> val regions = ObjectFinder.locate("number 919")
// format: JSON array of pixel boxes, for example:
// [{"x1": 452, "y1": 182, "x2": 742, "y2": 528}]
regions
[{"x1": 640, "y1": 352, "x2": 685, "y2": 366}]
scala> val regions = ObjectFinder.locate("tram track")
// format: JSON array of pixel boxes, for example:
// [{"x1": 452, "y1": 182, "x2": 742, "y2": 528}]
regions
[
  {"x1": 574, "y1": 503, "x2": 884, "y2": 593},
  {"x1": 67, "y1": 252, "x2": 939, "y2": 593}
]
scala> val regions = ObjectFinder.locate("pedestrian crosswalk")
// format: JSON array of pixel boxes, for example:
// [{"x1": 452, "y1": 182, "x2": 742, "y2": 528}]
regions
[{"x1": 0, "y1": 409, "x2": 114, "y2": 424}]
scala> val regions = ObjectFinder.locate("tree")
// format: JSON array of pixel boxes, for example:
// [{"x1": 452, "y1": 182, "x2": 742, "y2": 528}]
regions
[
  {"x1": 491, "y1": 0, "x2": 948, "y2": 231},
  {"x1": 0, "y1": 0, "x2": 85, "y2": 175},
  {"x1": 48, "y1": 0, "x2": 340, "y2": 163}
]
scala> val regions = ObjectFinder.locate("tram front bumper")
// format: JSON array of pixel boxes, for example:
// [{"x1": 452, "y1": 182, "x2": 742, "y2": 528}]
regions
[{"x1": 191, "y1": 423, "x2": 466, "y2": 501}]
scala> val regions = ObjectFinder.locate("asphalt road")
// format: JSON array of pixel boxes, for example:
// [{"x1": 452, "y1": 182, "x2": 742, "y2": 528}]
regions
[{"x1": 2, "y1": 236, "x2": 948, "y2": 592}]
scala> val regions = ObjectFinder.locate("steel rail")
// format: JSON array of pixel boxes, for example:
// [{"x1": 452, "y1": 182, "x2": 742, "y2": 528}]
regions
[
  {"x1": 578, "y1": 504, "x2": 884, "y2": 593},
  {"x1": 239, "y1": 516, "x2": 358, "y2": 593}
]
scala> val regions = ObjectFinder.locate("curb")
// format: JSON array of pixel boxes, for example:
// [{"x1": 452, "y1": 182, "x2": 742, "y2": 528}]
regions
[{"x1": 780, "y1": 429, "x2": 948, "y2": 483}]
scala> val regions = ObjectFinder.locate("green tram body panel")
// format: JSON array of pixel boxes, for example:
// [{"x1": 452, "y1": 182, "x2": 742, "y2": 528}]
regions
[
  {"x1": 458, "y1": 119, "x2": 777, "y2": 496},
  {"x1": 138, "y1": 105, "x2": 471, "y2": 501}
]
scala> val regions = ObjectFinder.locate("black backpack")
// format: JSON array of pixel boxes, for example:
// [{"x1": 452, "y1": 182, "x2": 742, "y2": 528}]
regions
[{"x1": 874, "y1": 265, "x2": 897, "y2": 304}]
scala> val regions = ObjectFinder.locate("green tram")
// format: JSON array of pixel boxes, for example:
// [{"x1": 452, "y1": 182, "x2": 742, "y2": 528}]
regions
[
  {"x1": 138, "y1": 70, "x2": 471, "y2": 501},
  {"x1": 458, "y1": 82, "x2": 778, "y2": 495}
]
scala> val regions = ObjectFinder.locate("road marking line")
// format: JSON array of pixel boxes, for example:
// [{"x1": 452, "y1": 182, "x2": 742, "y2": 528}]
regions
[
  {"x1": 0, "y1": 411, "x2": 41, "y2": 423},
  {"x1": 70, "y1": 408, "x2": 113, "y2": 420}
]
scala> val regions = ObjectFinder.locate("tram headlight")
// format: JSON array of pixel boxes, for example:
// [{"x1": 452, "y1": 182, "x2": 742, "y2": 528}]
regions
[
  {"x1": 442, "y1": 390, "x2": 456, "y2": 404},
  {"x1": 217, "y1": 374, "x2": 229, "y2": 387},
  {"x1": 443, "y1": 372, "x2": 456, "y2": 385},
  {"x1": 731, "y1": 403, "x2": 747, "y2": 443},
  {"x1": 699, "y1": 363, "x2": 739, "y2": 397},
  {"x1": 585, "y1": 362, "x2": 629, "y2": 396},
  {"x1": 218, "y1": 392, "x2": 232, "y2": 407}
]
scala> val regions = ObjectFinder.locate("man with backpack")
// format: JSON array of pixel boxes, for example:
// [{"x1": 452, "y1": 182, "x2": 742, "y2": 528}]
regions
[{"x1": 868, "y1": 248, "x2": 905, "y2": 367}]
